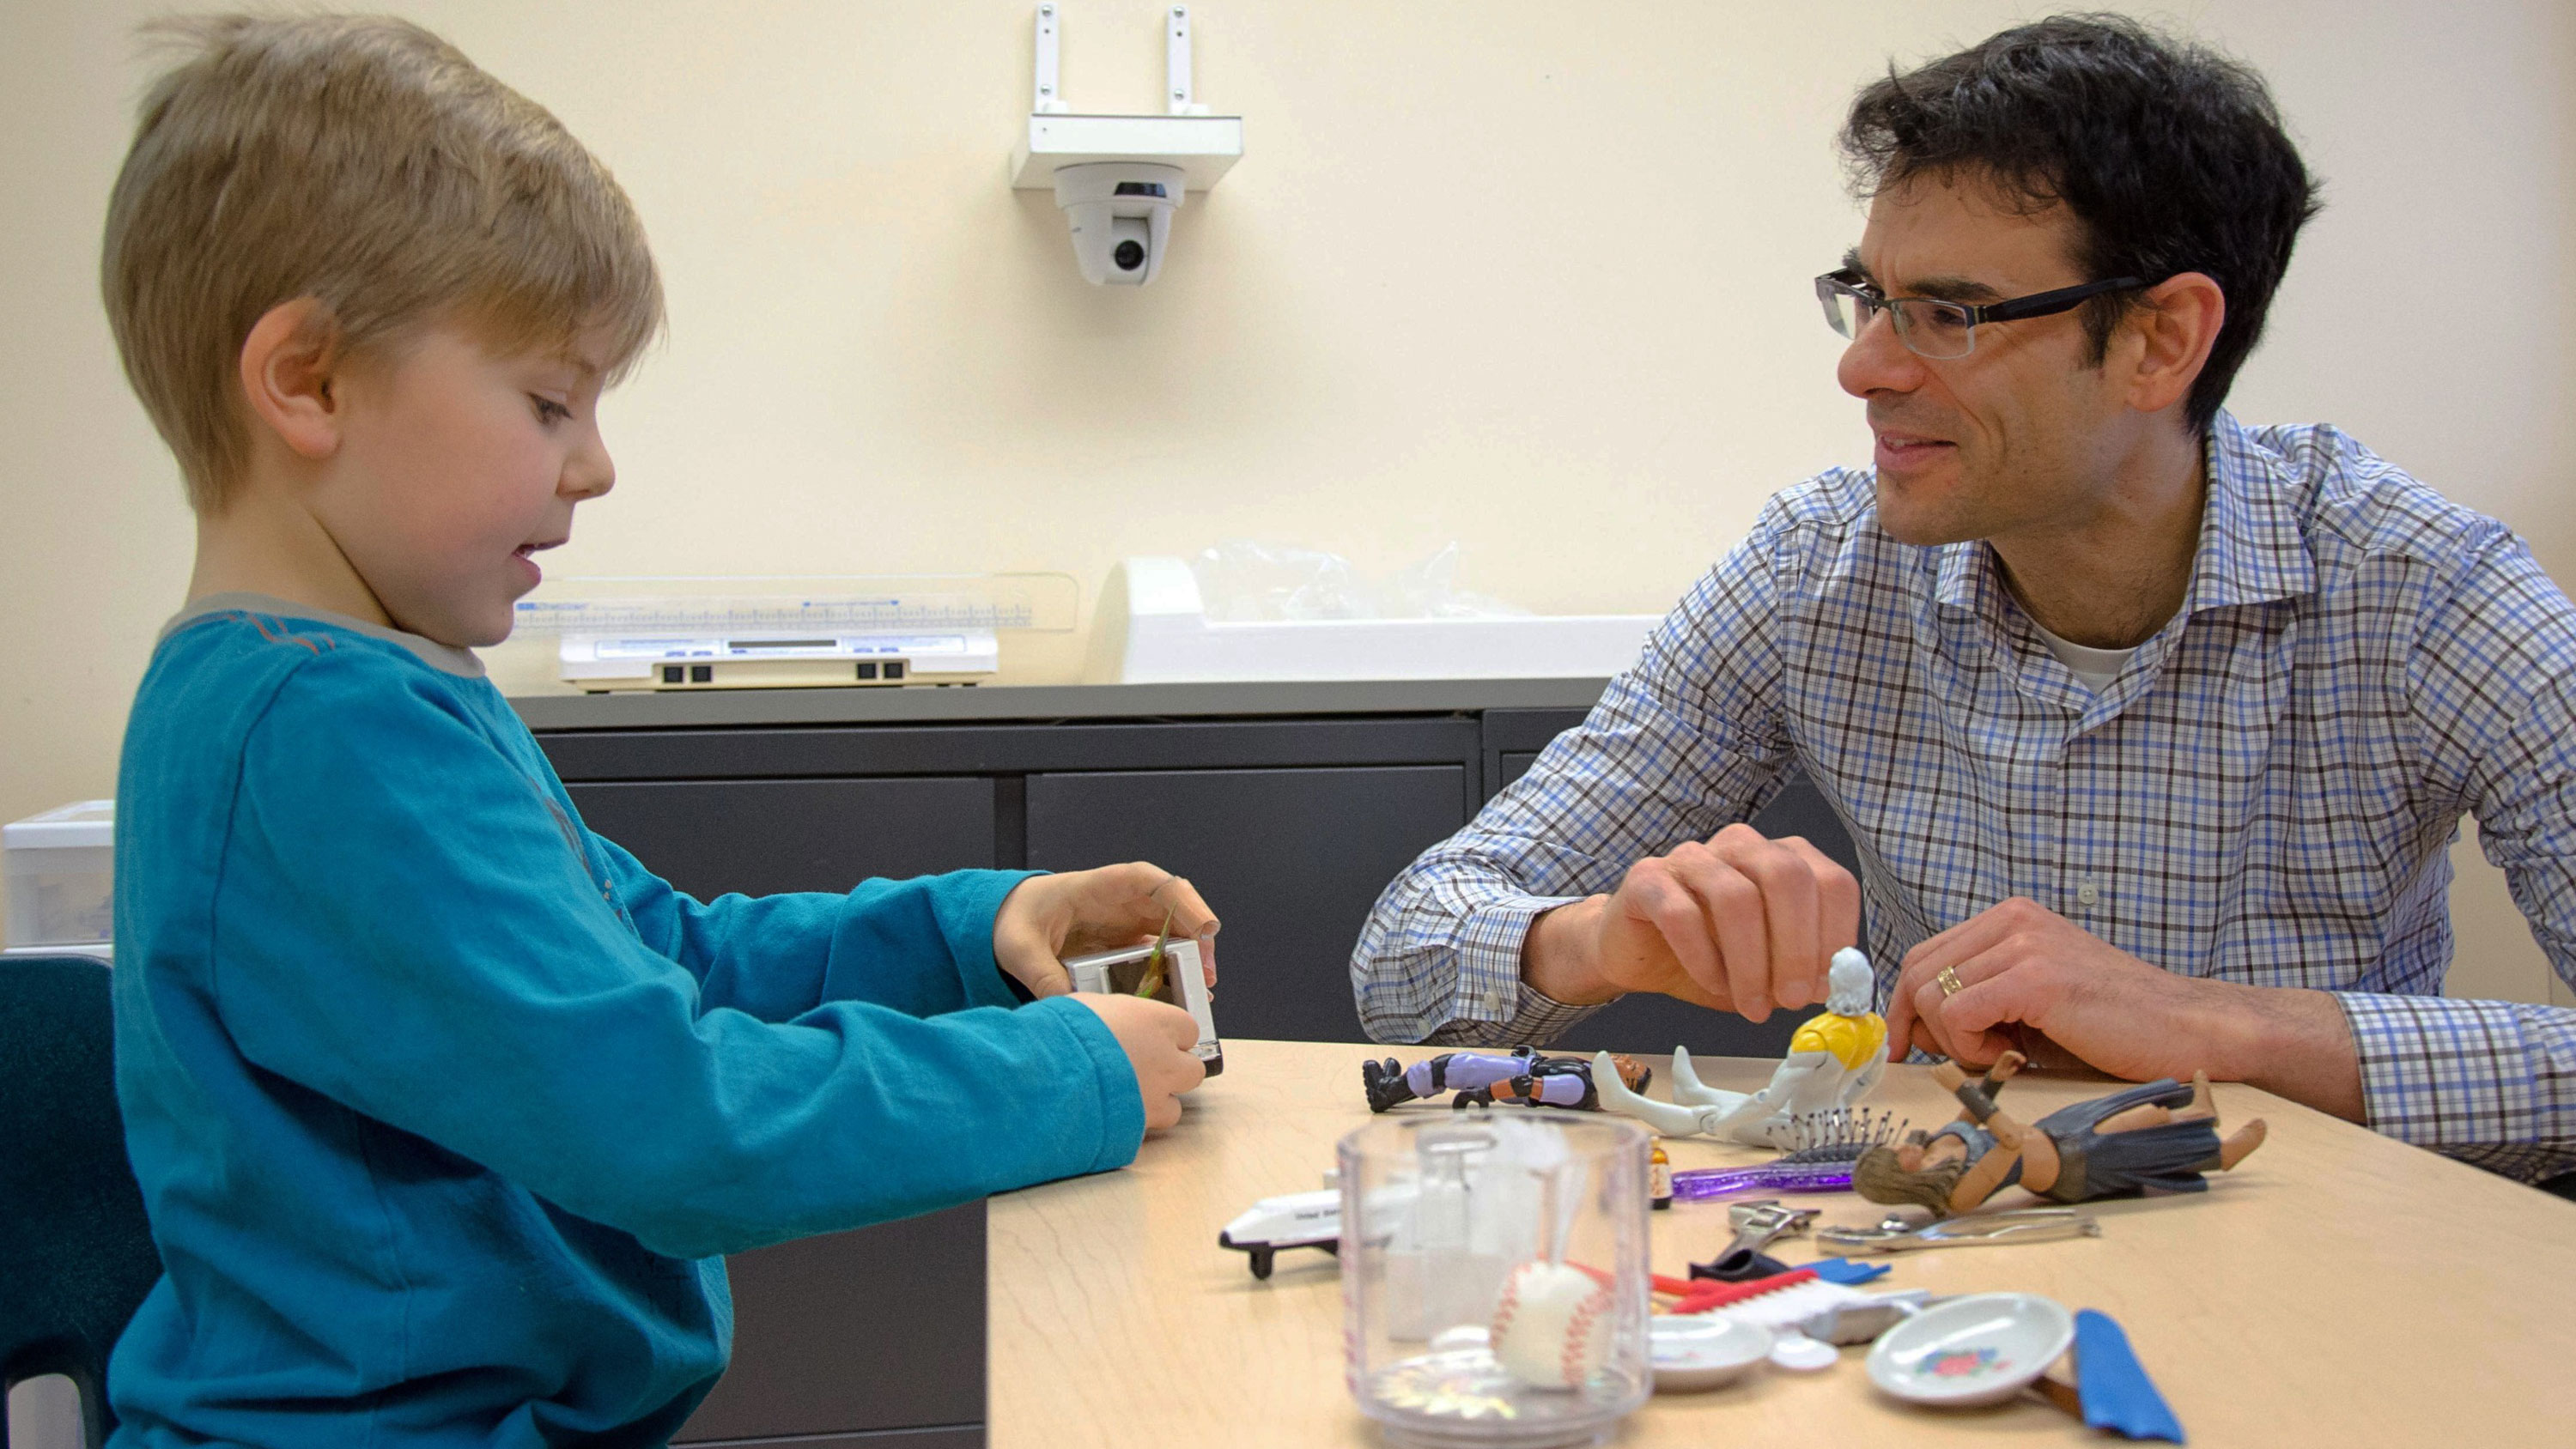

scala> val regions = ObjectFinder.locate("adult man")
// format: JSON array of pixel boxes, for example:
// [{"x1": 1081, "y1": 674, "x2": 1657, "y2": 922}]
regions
[{"x1": 1352, "y1": 15, "x2": 2576, "y2": 1180}]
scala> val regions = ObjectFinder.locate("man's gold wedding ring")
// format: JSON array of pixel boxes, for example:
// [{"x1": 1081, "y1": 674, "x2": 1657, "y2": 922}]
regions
[{"x1": 1936, "y1": 965, "x2": 1965, "y2": 997}]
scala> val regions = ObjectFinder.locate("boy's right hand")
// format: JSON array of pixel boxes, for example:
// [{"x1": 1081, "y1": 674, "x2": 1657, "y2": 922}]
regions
[{"x1": 1070, "y1": 993, "x2": 1207, "y2": 1131}]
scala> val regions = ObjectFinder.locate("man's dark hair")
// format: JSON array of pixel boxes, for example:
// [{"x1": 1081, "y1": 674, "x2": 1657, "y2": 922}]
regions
[{"x1": 1839, "y1": 14, "x2": 2319, "y2": 433}]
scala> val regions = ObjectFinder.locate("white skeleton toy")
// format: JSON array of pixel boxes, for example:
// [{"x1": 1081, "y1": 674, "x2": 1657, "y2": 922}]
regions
[{"x1": 1591, "y1": 947, "x2": 1889, "y2": 1148}]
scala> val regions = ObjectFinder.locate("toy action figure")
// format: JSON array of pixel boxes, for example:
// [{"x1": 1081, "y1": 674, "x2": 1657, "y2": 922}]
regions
[
  {"x1": 1593, "y1": 947, "x2": 1889, "y2": 1147},
  {"x1": 1361, "y1": 1046, "x2": 1651, "y2": 1113},
  {"x1": 1851, "y1": 1050, "x2": 2268, "y2": 1216}
]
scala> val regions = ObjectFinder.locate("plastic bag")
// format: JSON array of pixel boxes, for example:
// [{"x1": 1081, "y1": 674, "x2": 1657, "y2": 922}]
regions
[{"x1": 1190, "y1": 542, "x2": 1530, "y2": 622}]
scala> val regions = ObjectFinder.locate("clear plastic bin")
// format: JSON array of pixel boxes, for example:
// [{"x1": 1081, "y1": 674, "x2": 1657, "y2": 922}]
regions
[
  {"x1": 4, "y1": 800, "x2": 115, "y2": 949},
  {"x1": 1340, "y1": 1111, "x2": 1651, "y2": 1448}
]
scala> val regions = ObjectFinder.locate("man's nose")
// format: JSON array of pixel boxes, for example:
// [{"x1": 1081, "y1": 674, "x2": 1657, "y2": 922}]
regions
[{"x1": 1836, "y1": 308, "x2": 1926, "y2": 399}]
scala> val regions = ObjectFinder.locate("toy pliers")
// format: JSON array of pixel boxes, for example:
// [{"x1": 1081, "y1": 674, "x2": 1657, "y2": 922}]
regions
[{"x1": 1817, "y1": 1206, "x2": 2101, "y2": 1254}]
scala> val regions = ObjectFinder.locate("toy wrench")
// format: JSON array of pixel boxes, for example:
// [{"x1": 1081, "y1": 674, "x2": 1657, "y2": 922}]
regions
[{"x1": 1817, "y1": 1206, "x2": 2100, "y2": 1254}]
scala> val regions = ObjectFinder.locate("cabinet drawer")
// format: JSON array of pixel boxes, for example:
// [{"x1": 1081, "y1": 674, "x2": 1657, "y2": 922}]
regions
[
  {"x1": 1026, "y1": 766, "x2": 1468, "y2": 1043},
  {"x1": 568, "y1": 778, "x2": 999, "y2": 896},
  {"x1": 674, "y1": 1203, "x2": 986, "y2": 1442}
]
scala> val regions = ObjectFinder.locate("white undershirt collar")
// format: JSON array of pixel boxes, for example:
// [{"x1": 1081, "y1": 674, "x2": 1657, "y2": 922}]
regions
[{"x1": 2025, "y1": 615, "x2": 2138, "y2": 694}]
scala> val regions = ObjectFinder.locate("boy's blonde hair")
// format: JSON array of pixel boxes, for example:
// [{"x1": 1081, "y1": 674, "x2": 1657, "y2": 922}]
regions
[{"x1": 101, "y1": 14, "x2": 664, "y2": 512}]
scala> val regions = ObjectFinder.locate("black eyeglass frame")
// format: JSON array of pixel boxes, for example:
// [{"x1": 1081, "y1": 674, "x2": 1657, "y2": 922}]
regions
[{"x1": 1816, "y1": 269, "x2": 2151, "y2": 359}]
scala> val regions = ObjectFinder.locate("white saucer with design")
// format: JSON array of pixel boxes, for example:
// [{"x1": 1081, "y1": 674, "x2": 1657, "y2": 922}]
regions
[
  {"x1": 1649, "y1": 1314, "x2": 1774, "y2": 1391},
  {"x1": 1864, "y1": 1292, "x2": 2075, "y2": 1408}
]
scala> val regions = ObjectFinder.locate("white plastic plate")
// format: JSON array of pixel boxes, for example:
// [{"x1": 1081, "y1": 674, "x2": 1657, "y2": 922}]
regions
[
  {"x1": 1649, "y1": 1314, "x2": 1773, "y2": 1392},
  {"x1": 1864, "y1": 1292, "x2": 2074, "y2": 1408}
]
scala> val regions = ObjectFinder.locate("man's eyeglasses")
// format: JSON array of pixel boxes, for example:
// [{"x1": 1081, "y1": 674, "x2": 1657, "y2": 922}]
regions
[{"x1": 1815, "y1": 269, "x2": 2148, "y2": 361}]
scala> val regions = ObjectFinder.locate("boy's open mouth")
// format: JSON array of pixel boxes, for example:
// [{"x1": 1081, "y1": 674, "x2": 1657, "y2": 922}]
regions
[{"x1": 512, "y1": 539, "x2": 566, "y2": 588}]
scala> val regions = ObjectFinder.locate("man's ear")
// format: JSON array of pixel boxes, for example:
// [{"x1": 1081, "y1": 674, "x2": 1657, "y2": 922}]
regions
[
  {"x1": 2123, "y1": 271, "x2": 2227, "y2": 417},
  {"x1": 237, "y1": 298, "x2": 347, "y2": 462}
]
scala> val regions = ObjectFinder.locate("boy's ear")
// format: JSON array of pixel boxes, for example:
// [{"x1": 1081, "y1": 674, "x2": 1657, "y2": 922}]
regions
[{"x1": 238, "y1": 298, "x2": 348, "y2": 462}]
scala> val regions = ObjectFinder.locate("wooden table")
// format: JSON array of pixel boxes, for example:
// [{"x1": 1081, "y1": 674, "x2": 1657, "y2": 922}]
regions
[{"x1": 988, "y1": 1040, "x2": 2574, "y2": 1446}]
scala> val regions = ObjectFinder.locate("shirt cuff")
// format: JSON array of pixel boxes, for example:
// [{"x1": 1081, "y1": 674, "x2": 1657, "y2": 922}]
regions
[
  {"x1": 1027, "y1": 993, "x2": 1147, "y2": 1173},
  {"x1": 1419, "y1": 893, "x2": 1607, "y2": 1046},
  {"x1": 2332, "y1": 990, "x2": 2576, "y2": 1181},
  {"x1": 932, "y1": 869, "x2": 1047, "y2": 1011}
]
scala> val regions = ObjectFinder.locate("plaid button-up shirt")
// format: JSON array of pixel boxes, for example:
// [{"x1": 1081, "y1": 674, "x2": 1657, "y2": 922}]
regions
[{"x1": 1353, "y1": 413, "x2": 2576, "y2": 1180}]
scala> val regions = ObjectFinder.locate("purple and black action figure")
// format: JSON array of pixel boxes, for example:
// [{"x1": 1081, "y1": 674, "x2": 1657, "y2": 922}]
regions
[{"x1": 1362, "y1": 1047, "x2": 1652, "y2": 1113}]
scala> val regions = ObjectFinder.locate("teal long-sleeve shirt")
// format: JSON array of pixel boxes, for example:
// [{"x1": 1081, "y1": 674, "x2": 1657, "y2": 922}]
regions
[{"x1": 108, "y1": 597, "x2": 1146, "y2": 1446}]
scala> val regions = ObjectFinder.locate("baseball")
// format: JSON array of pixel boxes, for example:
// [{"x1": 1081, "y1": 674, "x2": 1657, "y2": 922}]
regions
[{"x1": 1489, "y1": 1260, "x2": 1613, "y2": 1389}]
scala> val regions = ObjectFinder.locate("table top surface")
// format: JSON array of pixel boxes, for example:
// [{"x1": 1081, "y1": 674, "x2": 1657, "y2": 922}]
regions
[{"x1": 987, "y1": 1038, "x2": 2574, "y2": 1447}]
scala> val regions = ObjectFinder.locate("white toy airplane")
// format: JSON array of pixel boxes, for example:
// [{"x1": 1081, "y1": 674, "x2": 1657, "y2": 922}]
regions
[{"x1": 1217, "y1": 1189, "x2": 1341, "y2": 1279}]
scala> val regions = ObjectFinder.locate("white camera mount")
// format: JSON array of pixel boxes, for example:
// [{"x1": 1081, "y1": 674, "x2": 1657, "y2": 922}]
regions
[{"x1": 1010, "y1": 4, "x2": 1242, "y2": 287}]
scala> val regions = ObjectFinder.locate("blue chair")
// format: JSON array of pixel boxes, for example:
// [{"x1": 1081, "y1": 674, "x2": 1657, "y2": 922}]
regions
[{"x1": 1, "y1": 955, "x2": 161, "y2": 1449}]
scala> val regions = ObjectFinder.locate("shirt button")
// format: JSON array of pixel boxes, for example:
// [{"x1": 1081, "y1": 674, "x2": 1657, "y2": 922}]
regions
[{"x1": 2075, "y1": 880, "x2": 2102, "y2": 907}]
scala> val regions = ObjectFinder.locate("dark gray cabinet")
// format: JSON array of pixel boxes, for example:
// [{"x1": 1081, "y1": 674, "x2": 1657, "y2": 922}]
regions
[
  {"x1": 568, "y1": 778, "x2": 999, "y2": 894},
  {"x1": 671, "y1": 1203, "x2": 986, "y2": 1449},
  {"x1": 520, "y1": 680, "x2": 1862, "y2": 1447},
  {"x1": 561, "y1": 777, "x2": 997, "y2": 1447},
  {"x1": 1025, "y1": 766, "x2": 1469, "y2": 1044}
]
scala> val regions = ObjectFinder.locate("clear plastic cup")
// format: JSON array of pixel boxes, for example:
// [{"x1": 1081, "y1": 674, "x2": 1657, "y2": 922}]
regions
[{"x1": 1339, "y1": 1109, "x2": 1651, "y2": 1448}]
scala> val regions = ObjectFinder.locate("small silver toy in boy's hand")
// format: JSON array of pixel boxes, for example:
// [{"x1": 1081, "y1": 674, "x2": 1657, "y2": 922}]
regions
[{"x1": 1062, "y1": 927, "x2": 1224, "y2": 1075}]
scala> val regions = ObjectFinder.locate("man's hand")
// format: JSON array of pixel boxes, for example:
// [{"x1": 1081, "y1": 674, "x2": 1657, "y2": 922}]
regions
[
  {"x1": 1070, "y1": 993, "x2": 1206, "y2": 1131},
  {"x1": 1886, "y1": 897, "x2": 2364, "y2": 1120},
  {"x1": 1890, "y1": 897, "x2": 2233, "y2": 1079},
  {"x1": 993, "y1": 863, "x2": 1219, "y2": 999},
  {"x1": 1524, "y1": 823, "x2": 1859, "y2": 1022}
]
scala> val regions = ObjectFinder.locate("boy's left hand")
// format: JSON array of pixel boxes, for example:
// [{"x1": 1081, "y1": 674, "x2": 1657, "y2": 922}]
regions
[{"x1": 993, "y1": 863, "x2": 1220, "y2": 998}]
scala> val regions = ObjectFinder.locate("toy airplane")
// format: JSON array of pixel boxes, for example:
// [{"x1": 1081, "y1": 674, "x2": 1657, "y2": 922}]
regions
[{"x1": 1217, "y1": 1188, "x2": 1341, "y2": 1280}]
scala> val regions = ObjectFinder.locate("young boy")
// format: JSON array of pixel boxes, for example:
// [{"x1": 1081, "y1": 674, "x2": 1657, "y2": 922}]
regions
[{"x1": 99, "y1": 15, "x2": 1213, "y2": 1446}]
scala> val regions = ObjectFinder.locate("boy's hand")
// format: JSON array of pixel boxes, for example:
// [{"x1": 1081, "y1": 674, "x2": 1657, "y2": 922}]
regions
[
  {"x1": 993, "y1": 863, "x2": 1220, "y2": 999},
  {"x1": 1070, "y1": 993, "x2": 1208, "y2": 1131}
]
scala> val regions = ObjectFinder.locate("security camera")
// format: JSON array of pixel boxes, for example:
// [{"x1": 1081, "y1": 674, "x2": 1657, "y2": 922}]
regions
[
  {"x1": 1054, "y1": 161, "x2": 1186, "y2": 287},
  {"x1": 1011, "y1": 7, "x2": 1239, "y2": 289}
]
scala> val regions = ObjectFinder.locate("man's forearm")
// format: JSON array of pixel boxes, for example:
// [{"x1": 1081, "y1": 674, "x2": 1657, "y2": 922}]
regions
[{"x1": 2202, "y1": 982, "x2": 2365, "y2": 1122}]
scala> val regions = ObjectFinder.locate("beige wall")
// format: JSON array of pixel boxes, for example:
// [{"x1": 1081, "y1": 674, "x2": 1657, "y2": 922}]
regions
[{"x1": 3, "y1": 0, "x2": 2570, "y2": 1005}]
